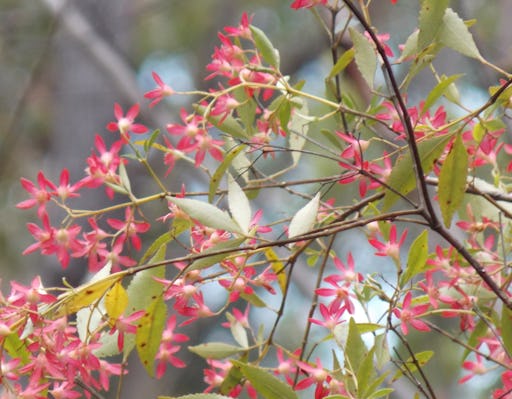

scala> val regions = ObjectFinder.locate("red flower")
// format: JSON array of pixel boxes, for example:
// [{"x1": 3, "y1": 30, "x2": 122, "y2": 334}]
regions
[
  {"x1": 393, "y1": 292, "x2": 430, "y2": 335},
  {"x1": 290, "y1": 0, "x2": 327, "y2": 10},
  {"x1": 144, "y1": 72, "x2": 175, "y2": 107},
  {"x1": 106, "y1": 103, "x2": 148, "y2": 137},
  {"x1": 17, "y1": 171, "x2": 56, "y2": 218}
]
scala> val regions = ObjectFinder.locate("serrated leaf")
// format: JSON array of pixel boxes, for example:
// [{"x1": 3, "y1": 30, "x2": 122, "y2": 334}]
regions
[
  {"x1": 189, "y1": 342, "x2": 246, "y2": 360},
  {"x1": 328, "y1": 48, "x2": 355, "y2": 79},
  {"x1": 232, "y1": 361, "x2": 298, "y2": 399},
  {"x1": 136, "y1": 296, "x2": 167, "y2": 377},
  {"x1": 400, "y1": 230, "x2": 429, "y2": 287},
  {"x1": 167, "y1": 196, "x2": 242, "y2": 234},
  {"x1": 438, "y1": 134, "x2": 467, "y2": 227},
  {"x1": 288, "y1": 192, "x2": 320, "y2": 238},
  {"x1": 383, "y1": 134, "x2": 452, "y2": 210},
  {"x1": 398, "y1": 30, "x2": 419, "y2": 62},
  {"x1": 250, "y1": 25, "x2": 280, "y2": 69},
  {"x1": 421, "y1": 74, "x2": 463, "y2": 116},
  {"x1": 440, "y1": 8, "x2": 482, "y2": 59},
  {"x1": 105, "y1": 281, "x2": 128, "y2": 321},
  {"x1": 265, "y1": 248, "x2": 287, "y2": 293},
  {"x1": 210, "y1": 144, "x2": 248, "y2": 203},
  {"x1": 188, "y1": 237, "x2": 246, "y2": 271},
  {"x1": 196, "y1": 105, "x2": 248, "y2": 140},
  {"x1": 349, "y1": 27, "x2": 377, "y2": 89},
  {"x1": 228, "y1": 174, "x2": 251, "y2": 234},
  {"x1": 418, "y1": 0, "x2": 450, "y2": 50}
]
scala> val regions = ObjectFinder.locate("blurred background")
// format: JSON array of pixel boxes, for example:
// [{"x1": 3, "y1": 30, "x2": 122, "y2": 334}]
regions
[{"x1": 1, "y1": 0, "x2": 511, "y2": 397}]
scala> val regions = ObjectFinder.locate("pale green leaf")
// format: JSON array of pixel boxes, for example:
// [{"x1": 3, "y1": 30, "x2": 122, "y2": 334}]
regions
[
  {"x1": 136, "y1": 296, "x2": 167, "y2": 377},
  {"x1": 228, "y1": 174, "x2": 251, "y2": 234},
  {"x1": 357, "y1": 347, "x2": 376, "y2": 398},
  {"x1": 250, "y1": 25, "x2": 280, "y2": 69},
  {"x1": 418, "y1": 0, "x2": 450, "y2": 50},
  {"x1": 440, "y1": 8, "x2": 482, "y2": 59},
  {"x1": 400, "y1": 229, "x2": 429, "y2": 287},
  {"x1": 118, "y1": 161, "x2": 132, "y2": 194},
  {"x1": 209, "y1": 144, "x2": 247, "y2": 203},
  {"x1": 374, "y1": 334, "x2": 390, "y2": 370},
  {"x1": 349, "y1": 27, "x2": 376, "y2": 89},
  {"x1": 288, "y1": 192, "x2": 320, "y2": 238},
  {"x1": 167, "y1": 196, "x2": 242, "y2": 234},
  {"x1": 226, "y1": 312, "x2": 249, "y2": 348},
  {"x1": 288, "y1": 99, "x2": 310, "y2": 166},
  {"x1": 196, "y1": 105, "x2": 248, "y2": 140},
  {"x1": 158, "y1": 394, "x2": 232, "y2": 399},
  {"x1": 438, "y1": 134, "x2": 468, "y2": 227},
  {"x1": 233, "y1": 361, "x2": 298, "y2": 399},
  {"x1": 345, "y1": 318, "x2": 367, "y2": 378},
  {"x1": 189, "y1": 342, "x2": 247, "y2": 360},
  {"x1": 367, "y1": 388, "x2": 394, "y2": 399},
  {"x1": 501, "y1": 307, "x2": 512, "y2": 357},
  {"x1": 392, "y1": 351, "x2": 433, "y2": 381}
]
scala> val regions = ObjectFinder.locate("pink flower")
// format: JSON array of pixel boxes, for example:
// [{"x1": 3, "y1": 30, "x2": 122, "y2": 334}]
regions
[
  {"x1": 107, "y1": 207, "x2": 151, "y2": 251},
  {"x1": 393, "y1": 292, "x2": 430, "y2": 335},
  {"x1": 106, "y1": 103, "x2": 148, "y2": 138},
  {"x1": 368, "y1": 224, "x2": 407, "y2": 262},
  {"x1": 290, "y1": 0, "x2": 327, "y2": 10},
  {"x1": 144, "y1": 72, "x2": 175, "y2": 107},
  {"x1": 17, "y1": 171, "x2": 56, "y2": 218}
]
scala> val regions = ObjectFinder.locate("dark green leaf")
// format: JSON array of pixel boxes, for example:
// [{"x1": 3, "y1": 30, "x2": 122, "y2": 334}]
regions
[
  {"x1": 400, "y1": 229, "x2": 429, "y2": 287},
  {"x1": 209, "y1": 145, "x2": 247, "y2": 203},
  {"x1": 250, "y1": 25, "x2": 280, "y2": 68},
  {"x1": 328, "y1": 48, "x2": 355, "y2": 78}
]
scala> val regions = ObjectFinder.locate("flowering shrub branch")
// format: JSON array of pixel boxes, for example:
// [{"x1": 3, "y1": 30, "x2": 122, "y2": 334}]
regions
[{"x1": 5, "y1": 1, "x2": 512, "y2": 398}]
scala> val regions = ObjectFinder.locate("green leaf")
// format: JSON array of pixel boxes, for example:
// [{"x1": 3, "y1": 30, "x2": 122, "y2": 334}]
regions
[
  {"x1": 139, "y1": 231, "x2": 174, "y2": 265},
  {"x1": 189, "y1": 342, "x2": 247, "y2": 360},
  {"x1": 398, "y1": 30, "x2": 419, "y2": 62},
  {"x1": 349, "y1": 27, "x2": 376, "y2": 89},
  {"x1": 288, "y1": 192, "x2": 320, "y2": 238},
  {"x1": 232, "y1": 361, "x2": 298, "y2": 399},
  {"x1": 438, "y1": 134, "x2": 468, "y2": 227},
  {"x1": 374, "y1": 334, "x2": 390, "y2": 370},
  {"x1": 136, "y1": 296, "x2": 167, "y2": 377},
  {"x1": 144, "y1": 129, "x2": 161, "y2": 153},
  {"x1": 463, "y1": 319, "x2": 488, "y2": 360},
  {"x1": 383, "y1": 134, "x2": 452, "y2": 210},
  {"x1": 118, "y1": 161, "x2": 132, "y2": 194},
  {"x1": 345, "y1": 318, "x2": 367, "y2": 380},
  {"x1": 196, "y1": 105, "x2": 248, "y2": 140},
  {"x1": 188, "y1": 237, "x2": 247, "y2": 271},
  {"x1": 357, "y1": 347, "x2": 376, "y2": 398},
  {"x1": 328, "y1": 48, "x2": 355, "y2": 79},
  {"x1": 440, "y1": 8, "x2": 482, "y2": 59},
  {"x1": 400, "y1": 229, "x2": 429, "y2": 287},
  {"x1": 228, "y1": 174, "x2": 251, "y2": 234},
  {"x1": 209, "y1": 144, "x2": 247, "y2": 203},
  {"x1": 501, "y1": 307, "x2": 512, "y2": 357},
  {"x1": 226, "y1": 312, "x2": 249, "y2": 348},
  {"x1": 356, "y1": 323, "x2": 384, "y2": 334},
  {"x1": 250, "y1": 25, "x2": 280, "y2": 69},
  {"x1": 240, "y1": 291, "x2": 267, "y2": 307},
  {"x1": 167, "y1": 196, "x2": 242, "y2": 234},
  {"x1": 421, "y1": 74, "x2": 463, "y2": 116},
  {"x1": 4, "y1": 332, "x2": 30, "y2": 364},
  {"x1": 367, "y1": 388, "x2": 394, "y2": 399},
  {"x1": 392, "y1": 351, "x2": 433, "y2": 381},
  {"x1": 417, "y1": 0, "x2": 450, "y2": 50}
]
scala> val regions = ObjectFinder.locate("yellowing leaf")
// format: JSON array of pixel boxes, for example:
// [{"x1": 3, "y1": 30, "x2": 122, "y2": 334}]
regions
[
  {"x1": 136, "y1": 296, "x2": 167, "y2": 377},
  {"x1": 438, "y1": 134, "x2": 468, "y2": 227},
  {"x1": 265, "y1": 248, "x2": 287, "y2": 293},
  {"x1": 105, "y1": 281, "x2": 128, "y2": 321}
]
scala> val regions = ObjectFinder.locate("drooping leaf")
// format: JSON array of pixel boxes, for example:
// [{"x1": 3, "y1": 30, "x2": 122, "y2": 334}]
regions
[
  {"x1": 349, "y1": 27, "x2": 377, "y2": 89},
  {"x1": 288, "y1": 99, "x2": 310, "y2": 166},
  {"x1": 438, "y1": 134, "x2": 468, "y2": 227},
  {"x1": 288, "y1": 192, "x2": 320, "y2": 238},
  {"x1": 421, "y1": 74, "x2": 463, "y2": 116},
  {"x1": 250, "y1": 25, "x2": 280, "y2": 69},
  {"x1": 189, "y1": 342, "x2": 247, "y2": 360},
  {"x1": 228, "y1": 174, "x2": 251, "y2": 234},
  {"x1": 383, "y1": 134, "x2": 452, "y2": 210},
  {"x1": 167, "y1": 196, "x2": 242, "y2": 234},
  {"x1": 136, "y1": 296, "x2": 167, "y2": 377},
  {"x1": 209, "y1": 144, "x2": 247, "y2": 203},
  {"x1": 105, "y1": 281, "x2": 128, "y2": 321},
  {"x1": 417, "y1": 0, "x2": 450, "y2": 51},
  {"x1": 232, "y1": 361, "x2": 298, "y2": 399},
  {"x1": 188, "y1": 237, "x2": 247, "y2": 271},
  {"x1": 400, "y1": 229, "x2": 429, "y2": 287},
  {"x1": 440, "y1": 8, "x2": 482, "y2": 59},
  {"x1": 328, "y1": 48, "x2": 355, "y2": 79}
]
